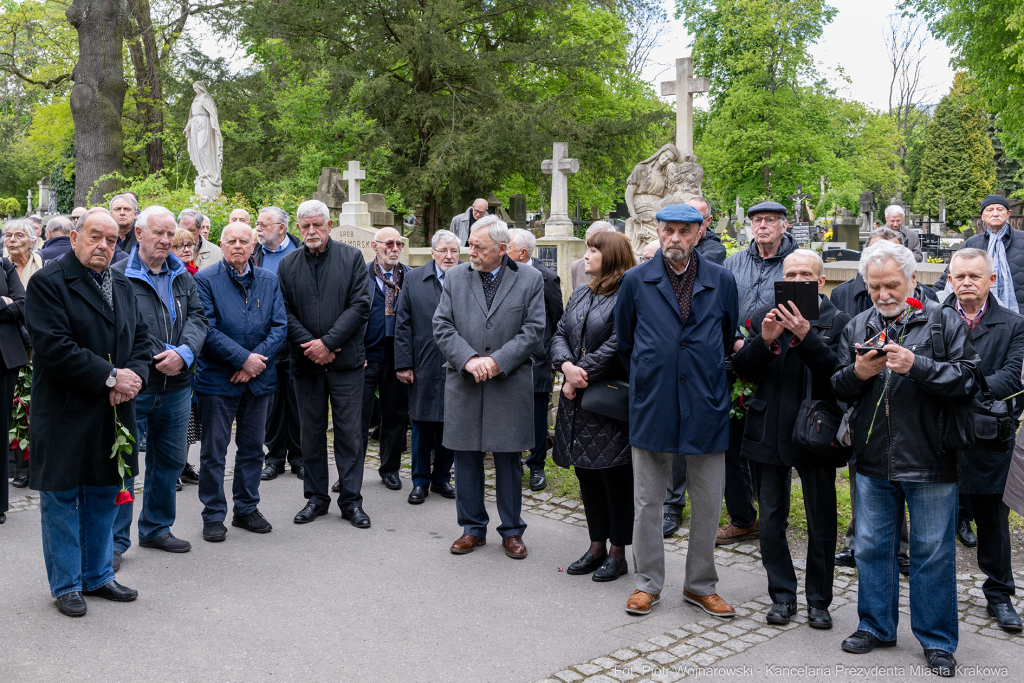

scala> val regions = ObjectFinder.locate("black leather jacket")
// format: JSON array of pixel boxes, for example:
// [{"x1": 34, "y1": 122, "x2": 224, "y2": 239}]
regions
[{"x1": 832, "y1": 298, "x2": 981, "y2": 483}]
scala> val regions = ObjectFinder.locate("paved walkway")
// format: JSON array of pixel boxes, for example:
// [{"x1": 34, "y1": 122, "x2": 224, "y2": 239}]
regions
[{"x1": 2, "y1": 442, "x2": 1023, "y2": 682}]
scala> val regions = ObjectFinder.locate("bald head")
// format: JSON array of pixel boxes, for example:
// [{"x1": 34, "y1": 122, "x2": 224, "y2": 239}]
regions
[
  {"x1": 471, "y1": 198, "x2": 488, "y2": 223},
  {"x1": 687, "y1": 197, "x2": 712, "y2": 234},
  {"x1": 640, "y1": 240, "x2": 660, "y2": 262},
  {"x1": 372, "y1": 227, "x2": 403, "y2": 267},
  {"x1": 228, "y1": 208, "x2": 251, "y2": 226}
]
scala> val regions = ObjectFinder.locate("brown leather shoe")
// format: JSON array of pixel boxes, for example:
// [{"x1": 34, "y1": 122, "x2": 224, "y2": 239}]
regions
[
  {"x1": 715, "y1": 520, "x2": 759, "y2": 545},
  {"x1": 625, "y1": 590, "x2": 661, "y2": 615},
  {"x1": 502, "y1": 535, "x2": 528, "y2": 559},
  {"x1": 683, "y1": 590, "x2": 736, "y2": 618},
  {"x1": 450, "y1": 534, "x2": 486, "y2": 554}
]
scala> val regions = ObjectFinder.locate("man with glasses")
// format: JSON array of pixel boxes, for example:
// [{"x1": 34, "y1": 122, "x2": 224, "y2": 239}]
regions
[
  {"x1": 395, "y1": 229, "x2": 461, "y2": 504},
  {"x1": 638, "y1": 240, "x2": 659, "y2": 264},
  {"x1": 449, "y1": 198, "x2": 489, "y2": 247},
  {"x1": 359, "y1": 227, "x2": 412, "y2": 493},
  {"x1": 70, "y1": 207, "x2": 87, "y2": 225},
  {"x1": 254, "y1": 207, "x2": 304, "y2": 482}
]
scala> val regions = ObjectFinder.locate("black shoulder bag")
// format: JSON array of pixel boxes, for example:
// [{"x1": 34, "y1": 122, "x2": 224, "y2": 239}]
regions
[
  {"x1": 929, "y1": 306, "x2": 1013, "y2": 452},
  {"x1": 576, "y1": 293, "x2": 630, "y2": 424},
  {"x1": 792, "y1": 365, "x2": 851, "y2": 463}
]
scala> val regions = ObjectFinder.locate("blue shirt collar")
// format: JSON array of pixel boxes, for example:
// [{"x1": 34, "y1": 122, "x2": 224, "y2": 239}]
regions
[{"x1": 262, "y1": 238, "x2": 292, "y2": 255}]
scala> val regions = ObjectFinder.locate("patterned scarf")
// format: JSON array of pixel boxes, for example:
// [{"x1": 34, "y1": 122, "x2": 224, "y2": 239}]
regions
[
  {"x1": 987, "y1": 222, "x2": 1019, "y2": 313},
  {"x1": 374, "y1": 259, "x2": 403, "y2": 315}
]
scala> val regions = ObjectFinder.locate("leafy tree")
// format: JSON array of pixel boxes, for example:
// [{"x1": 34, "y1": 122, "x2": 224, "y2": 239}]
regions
[{"x1": 992, "y1": 127, "x2": 1023, "y2": 196}]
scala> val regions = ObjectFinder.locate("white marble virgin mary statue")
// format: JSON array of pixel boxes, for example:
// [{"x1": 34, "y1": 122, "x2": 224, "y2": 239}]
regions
[{"x1": 184, "y1": 81, "x2": 223, "y2": 198}]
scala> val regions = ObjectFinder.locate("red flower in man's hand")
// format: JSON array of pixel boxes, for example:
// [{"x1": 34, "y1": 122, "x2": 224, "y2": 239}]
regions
[
  {"x1": 115, "y1": 489, "x2": 134, "y2": 505},
  {"x1": 745, "y1": 319, "x2": 752, "y2": 330},
  {"x1": 906, "y1": 297, "x2": 924, "y2": 309}
]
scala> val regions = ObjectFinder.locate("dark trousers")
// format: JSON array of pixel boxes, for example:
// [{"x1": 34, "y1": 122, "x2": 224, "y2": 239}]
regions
[
  {"x1": 454, "y1": 451, "x2": 526, "y2": 539},
  {"x1": 665, "y1": 453, "x2": 688, "y2": 516},
  {"x1": 0, "y1": 366, "x2": 19, "y2": 513},
  {"x1": 575, "y1": 464, "x2": 634, "y2": 546},
  {"x1": 197, "y1": 390, "x2": 272, "y2": 524},
  {"x1": 965, "y1": 493, "x2": 1016, "y2": 604},
  {"x1": 361, "y1": 341, "x2": 409, "y2": 475},
  {"x1": 410, "y1": 420, "x2": 454, "y2": 487},
  {"x1": 726, "y1": 417, "x2": 757, "y2": 528},
  {"x1": 525, "y1": 392, "x2": 549, "y2": 470},
  {"x1": 264, "y1": 355, "x2": 302, "y2": 470},
  {"x1": 752, "y1": 462, "x2": 837, "y2": 609},
  {"x1": 295, "y1": 368, "x2": 364, "y2": 510},
  {"x1": 844, "y1": 461, "x2": 909, "y2": 558}
]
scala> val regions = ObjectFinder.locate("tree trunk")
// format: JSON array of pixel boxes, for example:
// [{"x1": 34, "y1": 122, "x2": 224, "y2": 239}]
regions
[
  {"x1": 127, "y1": 0, "x2": 163, "y2": 175},
  {"x1": 67, "y1": 0, "x2": 126, "y2": 206}
]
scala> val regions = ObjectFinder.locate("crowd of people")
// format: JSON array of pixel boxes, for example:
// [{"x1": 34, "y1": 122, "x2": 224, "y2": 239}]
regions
[{"x1": 2, "y1": 191, "x2": 1024, "y2": 679}]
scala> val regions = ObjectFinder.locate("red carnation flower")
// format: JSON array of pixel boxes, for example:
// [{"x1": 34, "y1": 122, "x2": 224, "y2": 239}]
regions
[
  {"x1": 115, "y1": 489, "x2": 134, "y2": 505},
  {"x1": 906, "y1": 297, "x2": 924, "y2": 310},
  {"x1": 744, "y1": 319, "x2": 752, "y2": 329}
]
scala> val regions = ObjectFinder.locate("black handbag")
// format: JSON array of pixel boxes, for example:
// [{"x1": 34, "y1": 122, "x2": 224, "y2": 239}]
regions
[
  {"x1": 792, "y1": 367, "x2": 851, "y2": 463},
  {"x1": 581, "y1": 379, "x2": 629, "y2": 423}
]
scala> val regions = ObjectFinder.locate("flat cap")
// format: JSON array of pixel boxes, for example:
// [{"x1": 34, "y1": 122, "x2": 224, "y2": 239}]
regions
[
  {"x1": 655, "y1": 204, "x2": 705, "y2": 224},
  {"x1": 747, "y1": 201, "x2": 788, "y2": 217},
  {"x1": 980, "y1": 194, "x2": 1010, "y2": 211}
]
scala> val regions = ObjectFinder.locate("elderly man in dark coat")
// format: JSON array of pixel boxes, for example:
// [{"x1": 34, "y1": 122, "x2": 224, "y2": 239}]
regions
[
  {"x1": 945, "y1": 248, "x2": 1024, "y2": 632},
  {"x1": 395, "y1": 229, "x2": 461, "y2": 504},
  {"x1": 26, "y1": 207, "x2": 152, "y2": 617},
  {"x1": 733, "y1": 249, "x2": 851, "y2": 630},
  {"x1": 433, "y1": 215, "x2": 545, "y2": 559},
  {"x1": 615, "y1": 203, "x2": 740, "y2": 618}
]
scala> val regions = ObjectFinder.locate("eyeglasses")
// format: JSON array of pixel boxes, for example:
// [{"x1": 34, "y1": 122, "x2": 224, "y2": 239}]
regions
[
  {"x1": 374, "y1": 240, "x2": 404, "y2": 250},
  {"x1": 3, "y1": 232, "x2": 27, "y2": 241},
  {"x1": 751, "y1": 216, "x2": 781, "y2": 226},
  {"x1": 638, "y1": 255, "x2": 652, "y2": 263},
  {"x1": 432, "y1": 247, "x2": 459, "y2": 255},
  {"x1": 175, "y1": 243, "x2": 195, "y2": 251},
  {"x1": 255, "y1": 221, "x2": 281, "y2": 229}
]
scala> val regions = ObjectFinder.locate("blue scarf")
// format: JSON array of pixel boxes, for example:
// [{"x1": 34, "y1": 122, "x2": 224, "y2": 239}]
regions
[{"x1": 987, "y1": 222, "x2": 1019, "y2": 313}]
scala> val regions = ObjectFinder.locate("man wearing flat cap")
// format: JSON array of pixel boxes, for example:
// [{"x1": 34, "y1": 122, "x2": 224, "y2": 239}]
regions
[
  {"x1": 615, "y1": 203, "x2": 740, "y2": 618},
  {"x1": 935, "y1": 195, "x2": 1023, "y2": 312}
]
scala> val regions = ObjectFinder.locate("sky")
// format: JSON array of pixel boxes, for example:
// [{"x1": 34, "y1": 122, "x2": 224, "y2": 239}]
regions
[{"x1": 642, "y1": 0, "x2": 957, "y2": 113}]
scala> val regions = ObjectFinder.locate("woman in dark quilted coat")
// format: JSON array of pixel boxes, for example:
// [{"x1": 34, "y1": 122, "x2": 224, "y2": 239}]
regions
[{"x1": 552, "y1": 230, "x2": 635, "y2": 582}]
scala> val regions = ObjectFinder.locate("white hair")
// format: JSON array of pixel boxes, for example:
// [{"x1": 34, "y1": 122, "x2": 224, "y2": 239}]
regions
[
  {"x1": 585, "y1": 221, "x2": 616, "y2": 238},
  {"x1": 3, "y1": 219, "x2": 37, "y2": 248},
  {"x1": 859, "y1": 240, "x2": 916, "y2": 282},
  {"x1": 884, "y1": 204, "x2": 906, "y2": 219},
  {"x1": 950, "y1": 247, "x2": 994, "y2": 275},
  {"x1": 783, "y1": 248, "x2": 824, "y2": 278},
  {"x1": 259, "y1": 206, "x2": 289, "y2": 230},
  {"x1": 46, "y1": 216, "x2": 74, "y2": 237},
  {"x1": 508, "y1": 228, "x2": 536, "y2": 254},
  {"x1": 136, "y1": 205, "x2": 176, "y2": 232},
  {"x1": 296, "y1": 200, "x2": 330, "y2": 223},
  {"x1": 431, "y1": 229, "x2": 460, "y2": 249},
  {"x1": 177, "y1": 208, "x2": 205, "y2": 230},
  {"x1": 470, "y1": 214, "x2": 510, "y2": 247}
]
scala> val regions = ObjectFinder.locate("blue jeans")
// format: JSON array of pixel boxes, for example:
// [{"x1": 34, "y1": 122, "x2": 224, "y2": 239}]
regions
[
  {"x1": 855, "y1": 473, "x2": 959, "y2": 652},
  {"x1": 453, "y1": 451, "x2": 526, "y2": 539},
  {"x1": 113, "y1": 388, "x2": 191, "y2": 552},
  {"x1": 197, "y1": 390, "x2": 272, "y2": 523},
  {"x1": 40, "y1": 486, "x2": 119, "y2": 597},
  {"x1": 410, "y1": 420, "x2": 453, "y2": 487}
]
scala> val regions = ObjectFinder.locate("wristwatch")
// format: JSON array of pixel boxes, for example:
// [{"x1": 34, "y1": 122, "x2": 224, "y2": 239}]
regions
[{"x1": 105, "y1": 368, "x2": 117, "y2": 388}]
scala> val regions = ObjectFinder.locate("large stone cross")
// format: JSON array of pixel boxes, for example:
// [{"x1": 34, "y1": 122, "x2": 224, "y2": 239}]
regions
[
  {"x1": 343, "y1": 160, "x2": 365, "y2": 204},
  {"x1": 541, "y1": 142, "x2": 580, "y2": 237},
  {"x1": 661, "y1": 57, "x2": 709, "y2": 156}
]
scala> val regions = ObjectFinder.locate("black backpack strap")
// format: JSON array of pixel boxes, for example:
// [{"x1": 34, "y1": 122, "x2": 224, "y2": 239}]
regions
[{"x1": 928, "y1": 304, "x2": 946, "y2": 361}]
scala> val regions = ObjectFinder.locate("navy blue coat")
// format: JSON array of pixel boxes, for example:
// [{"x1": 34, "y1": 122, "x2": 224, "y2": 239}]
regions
[
  {"x1": 614, "y1": 249, "x2": 740, "y2": 455},
  {"x1": 193, "y1": 261, "x2": 287, "y2": 397}
]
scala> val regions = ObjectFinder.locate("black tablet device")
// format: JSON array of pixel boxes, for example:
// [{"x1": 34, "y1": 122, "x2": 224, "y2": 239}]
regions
[{"x1": 773, "y1": 280, "x2": 819, "y2": 320}]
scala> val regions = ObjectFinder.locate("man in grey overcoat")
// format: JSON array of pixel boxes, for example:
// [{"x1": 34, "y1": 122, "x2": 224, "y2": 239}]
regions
[{"x1": 433, "y1": 215, "x2": 545, "y2": 560}]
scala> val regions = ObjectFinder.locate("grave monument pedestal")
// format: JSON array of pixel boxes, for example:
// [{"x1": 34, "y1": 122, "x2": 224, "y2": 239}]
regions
[{"x1": 540, "y1": 142, "x2": 584, "y2": 302}]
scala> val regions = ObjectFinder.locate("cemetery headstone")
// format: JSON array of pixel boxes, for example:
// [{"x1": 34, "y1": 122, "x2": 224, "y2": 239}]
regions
[
  {"x1": 541, "y1": 142, "x2": 580, "y2": 237},
  {"x1": 509, "y1": 194, "x2": 527, "y2": 228},
  {"x1": 312, "y1": 167, "x2": 347, "y2": 220}
]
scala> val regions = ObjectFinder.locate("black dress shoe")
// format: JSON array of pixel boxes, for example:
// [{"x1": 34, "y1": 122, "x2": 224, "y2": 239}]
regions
[
  {"x1": 12, "y1": 475, "x2": 27, "y2": 488},
  {"x1": 203, "y1": 521, "x2": 227, "y2": 542},
  {"x1": 529, "y1": 467, "x2": 547, "y2": 491},
  {"x1": 841, "y1": 629, "x2": 897, "y2": 654},
  {"x1": 766, "y1": 601, "x2": 797, "y2": 625},
  {"x1": 232, "y1": 509, "x2": 272, "y2": 533},
  {"x1": 261, "y1": 464, "x2": 281, "y2": 481},
  {"x1": 808, "y1": 607, "x2": 832, "y2": 629},
  {"x1": 176, "y1": 478, "x2": 183, "y2": 491},
  {"x1": 139, "y1": 532, "x2": 192, "y2": 552},
  {"x1": 592, "y1": 556, "x2": 628, "y2": 582},
  {"x1": 294, "y1": 465, "x2": 304, "y2": 480},
  {"x1": 898, "y1": 555, "x2": 910, "y2": 576},
  {"x1": 180, "y1": 463, "x2": 200, "y2": 484},
  {"x1": 112, "y1": 550, "x2": 122, "y2": 572},
  {"x1": 331, "y1": 479, "x2": 341, "y2": 493},
  {"x1": 293, "y1": 502, "x2": 329, "y2": 524},
  {"x1": 988, "y1": 602, "x2": 1024, "y2": 632},
  {"x1": 55, "y1": 592, "x2": 87, "y2": 617},
  {"x1": 663, "y1": 512, "x2": 681, "y2": 537},
  {"x1": 924, "y1": 649, "x2": 957, "y2": 677},
  {"x1": 381, "y1": 472, "x2": 402, "y2": 490},
  {"x1": 343, "y1": 506, "x2": 371, "y2": 528},
  {"x1": 430, "y1": 481, "x2": 456, "y2": 498},
  {"x1": 834, "y1": 547, "x2": 855, "y2": 567},
  {"x1": 0, "y1": 512, "x2": 6, "y2": 524},
  {"x1": 957, "y1": 519, "x2": 978, "y2": 547},
  {"x1": 83, "y1": 580, "x2": 138, "y2": 602},
  {"x1": 566, "y1": 551, "x2": 605, "y2": 575},
  {"x1": 408, "y1": 485, "x2": 427, "y2": 504}
]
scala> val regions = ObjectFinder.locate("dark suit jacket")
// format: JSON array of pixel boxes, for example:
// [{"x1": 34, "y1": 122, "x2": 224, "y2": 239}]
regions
[
  {"x1": 25, "y1": 255, "x2": 151, "y2": 490},
  {"x1": 0, "y1": 258, "x2": 29, "y2": 369},
  {"x1": 394, "y1": 261, "x2": 455, "y2": 422},
  {"x1": 531, "y1": 257, "x2": 564, "y2": 393}
]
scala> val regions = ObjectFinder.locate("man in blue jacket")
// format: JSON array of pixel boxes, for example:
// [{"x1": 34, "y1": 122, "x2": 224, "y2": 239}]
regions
[
  {"x1": 193, "y1": 223, "x2": 287, "y2": 542},
  {"x1": 615, "y1": 203, "x2": 740, "y2": 618}
]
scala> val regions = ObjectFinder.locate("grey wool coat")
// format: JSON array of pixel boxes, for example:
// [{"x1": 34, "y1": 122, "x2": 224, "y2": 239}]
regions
[{"x1": 432, "y1": 256, "x2": 545, "y2": 452}]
